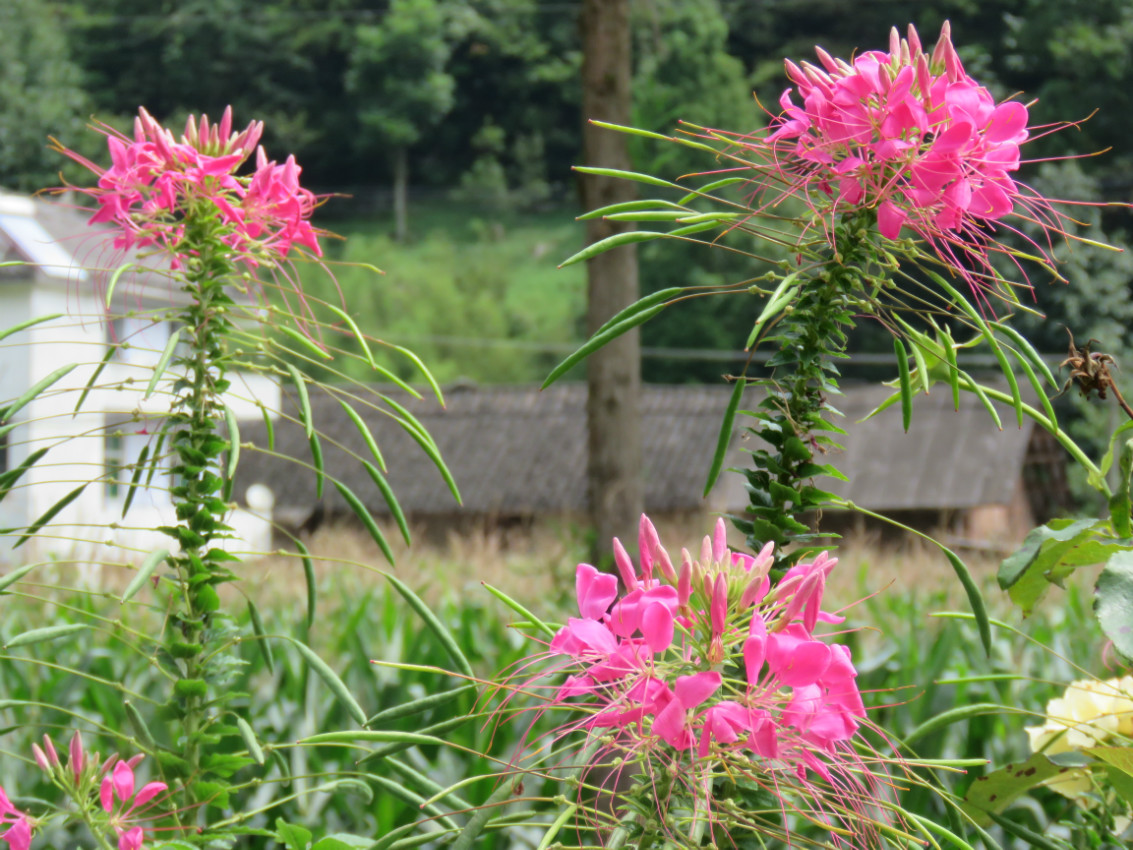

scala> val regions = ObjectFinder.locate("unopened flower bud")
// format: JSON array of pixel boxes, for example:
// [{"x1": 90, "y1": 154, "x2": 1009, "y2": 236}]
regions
[
  {"x1": 31, "y1": 744, "x2": 51, "y2": 772},
  {"x1": 69, "y1": 732, "x2": 84, "y2": 778}
]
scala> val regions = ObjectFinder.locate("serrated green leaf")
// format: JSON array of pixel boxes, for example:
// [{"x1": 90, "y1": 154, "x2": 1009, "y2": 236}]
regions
[{"x1": 1097, "y1": 551, "x2": 1133, "y2": 660}]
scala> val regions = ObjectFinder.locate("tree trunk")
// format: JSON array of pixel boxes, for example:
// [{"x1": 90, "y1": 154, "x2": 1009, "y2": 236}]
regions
[
  {"x1": 580, "y1": 0, "x2": 642, "y2": 564},
  {"x1": 392, "y1": 146, "x2": 409, "y2": 243}
]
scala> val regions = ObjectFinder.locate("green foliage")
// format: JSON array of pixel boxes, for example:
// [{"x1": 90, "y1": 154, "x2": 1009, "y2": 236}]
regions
[
  {"x1": 293, "y1": 206, "x2": 586, "y2": 384},
  {"x1": 0, "y1": 0, "x2": 92, "y2": 191}
]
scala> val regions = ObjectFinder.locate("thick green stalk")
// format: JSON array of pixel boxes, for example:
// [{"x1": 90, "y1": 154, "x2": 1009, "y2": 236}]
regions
[
  {"x1": 738, "y1": 219, "x2": 876, "y2": 570},
  {"x1": 158, "y1": 222, "x2": 242, "y2": 811}
]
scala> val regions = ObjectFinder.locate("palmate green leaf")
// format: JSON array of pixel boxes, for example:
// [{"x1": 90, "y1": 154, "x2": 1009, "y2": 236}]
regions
[
  {"x1": 1096, "y1": 551, "x2": 1133, "y2": 660},
  {"x1": 704, "y1": 377, "x2": 744, "y2": 497},
  {"x1": 998, "y1": 517, "x2": 1122, "y2": 614},
  {"x1": 275, "y1": 819, "x2": 313, "y2": 850},
  {"x1": 542, "y1": 304, "x2": 666, "y2": 389},
  {"x1": 962, "y1": 752, "x2": 1067, "y2": 826}
]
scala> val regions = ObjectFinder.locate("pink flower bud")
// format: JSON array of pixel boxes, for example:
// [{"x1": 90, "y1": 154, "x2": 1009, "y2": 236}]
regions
[
  {"x1": 69, "y1": 732, "x2": 84, "y2": 777},
  {"x1": 31, "y1": 744, "x2": 50, "y2": 772},
  {"x1": 712, "y1": 518, "x2": 727, "y2": 564},
  {"x1": 41, "y1": 736, "x2": 59, "y2": 768},
  {"x1": 612, "y1": 537, "x2": 638, "y2": 591}
]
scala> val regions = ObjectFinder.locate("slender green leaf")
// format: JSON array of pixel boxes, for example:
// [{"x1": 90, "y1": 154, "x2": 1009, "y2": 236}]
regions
[
  {"x1": 309, "y1": 433, "x2": 324, "y2": 499},
  {"x1": 74, "y1": 344, "x2": 116, "y2": 416},
  {"x1": 339, "y1": 400, "x2": 386, "y2": 473},
  {"x1": 678, "y1": 176, "x2": 746, "y2": 203},
  {"x1": 389, "y1": 345, "x2": 438, "y2": 402},
  {"x1": 362, "y1": 461, "x2": 410, "y2": 546},
  {"x1": 120, "y1": 444, "x2": 149, "y2": 518},
  {"x1": 143, "y1": 428, "x2": 167, "y2": 489},
  {"x1": 6, "y1": 623, "x2": 88, "y2": 649},
  {"x1": 942, "y1": 326, "x2": 960, "y2": 410},
  {"x1": 296, "y1": 538, "x2": 316, "y2": 631},
  {"x1": 292, "y1": 639, "x2": 368, "y2": 726},
  {"x1": 573, "y1": 164, "x2": 680, "y2": 188},
  {"x1": 384, "y1": 573, "x2": 473, "y2": 678},
  {"x1": 0, "y1": 447, "x2": 49, "y2": 500},
  {"x1": 594, "y1": 287, "x2": 683, "y2": 338},
  {"x1": 223, "y1": 403, "x2": 240, "y2": 482},
  {"x1": 577, "y1": 199, "x2": 687, "y2": 220},
  {"x1": 894, "y1": 338, "x2": 912, "y2": 432},
  {"x1": 247, "y1": 600, "x2": 274, "y2": 675},
  {"x1": 558, "y1": 230, "x2": 665, "y2": 268},
  {"x1": 536, "y1": 803, "x2": 578, "y2": 850},
  {"x1": 334, "y1": 481, "x2": 393, "y2": 564},
  {"x1": 143, "y1": 330, "x2": 180, "y2": 401},
  {"x1": 260, "y1": 404, "x2": 275, "y2": 453},
  {"x1": 2, "y1": 363, "x2": 76, "y2": 423},
  {"x1": 124, "y1": 700, "x2": 156, "y2": 750},
  {"x1": 452, "y1": 777, "x2": 522, "y2": 850},
  {"x1": 324, "y1": 302, "x2": 376, "y2": 368},
  {"x1": 0, "y1": 563, "x2": 40, "y2": 592},
  {"x1": 386, "y1": 413, "x2": 461, "y2": 505},
  {"x1": 103, "y1": 262, "x2": 137, "y2": 308},
  {"x1": 300, "y1": 730, "x2": 443, "y2": 747},
  {"x1": 543, "y1": 304, "x2": 666, "y2": 389},
  {"x1": 121, "y1": 548, "x2": 169, "y2": 603},
  {"x1": 481, "y1": 583, "x2": 554, "y2": 638},
  {"x1": 991, "y1": 321, "x2": 1058, "y2": 387},
  {"x1": 0, "y1": 313, "x2": 62, "y2": 344},
  {"x1": 15, "y1": 483, "x2": 88, "y2": 548},
  {"x1": 744, "y1": 274, "x2": 799, "y2": 350},
  {"x1": 279, "y1": 325, "x2": 332, "y2": 360},
  {"x1": 705, "y1": 378, "x2": 744, "y2": 497},
  {"x1": 236, "y1": 716, "x2": 265, "y2": 765},
  {"x1": 904, "y1": 703, "x2": 1010, "y2": 746},
  {"x1": 366, "y1": 684, "x2": 475, "y2": 725},
  {"x1": 284, "y1": 363, "x2": 313, "y2": 439},
  {"x1": 984, "y1": 810, "x2": 1064, "y2": 850},
  {"x1": 942, "y1": 547, "x2": 992, "y2": 657}
]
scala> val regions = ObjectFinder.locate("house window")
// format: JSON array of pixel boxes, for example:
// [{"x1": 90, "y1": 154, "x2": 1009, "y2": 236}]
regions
[{"x1": 105, "y1": 433, "x2": 123, "y2": 499}]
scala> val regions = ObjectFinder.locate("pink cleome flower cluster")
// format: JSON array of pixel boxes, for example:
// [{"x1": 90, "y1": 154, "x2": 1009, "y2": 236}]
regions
[
  {"x1": 730, "y1": 22, "x2": 1062, "y2": 287},
  {"x1": 57, "y1": 106, "x2": 321, "y2": 269},
  {"x1": 550, "y1": 517, "x2": 864, "y2": 778},
  {"x1": 100, "y1": 758, "x2": 168, "y2": 850}
]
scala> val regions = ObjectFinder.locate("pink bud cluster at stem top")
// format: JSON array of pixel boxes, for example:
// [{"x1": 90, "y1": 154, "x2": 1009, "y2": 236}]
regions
[
  {"x1": 721, "y1": 22, "x2": 1065, "y2": 291},
  {"x1": 56, "y1": 106, "x2": 322, "y2": 270},
  {"x1": 549, "y1": 515, "x2": 866, "y2": 783}
]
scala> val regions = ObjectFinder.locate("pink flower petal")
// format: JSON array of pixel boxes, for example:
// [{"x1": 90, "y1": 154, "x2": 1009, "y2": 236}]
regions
[{"x1": 673, "y1": 671, "x2": 722, "y2": 709}]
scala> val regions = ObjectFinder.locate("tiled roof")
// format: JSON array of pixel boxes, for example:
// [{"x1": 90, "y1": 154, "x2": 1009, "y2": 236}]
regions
[{"x1": 237, "y1": 380, "x2": 1038, "y2": 520}]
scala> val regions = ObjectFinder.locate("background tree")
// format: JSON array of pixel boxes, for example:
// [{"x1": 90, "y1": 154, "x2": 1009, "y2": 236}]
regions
[
  {"x1": 581, "y1": 0, "x2": 643, "y2": 561},
  {"x1": 346, "y1": 0, "x2": 455, "y2": 241},
  {"x1": 0, "y1": 0, "x2": 91, "y2": 192}
]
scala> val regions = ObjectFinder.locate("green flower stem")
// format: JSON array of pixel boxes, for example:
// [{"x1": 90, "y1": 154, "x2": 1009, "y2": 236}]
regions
[
  {"x1": 739, "y1": 217, "x2": 879, "y2": 569},
  {"x1": 957, "y1": 381, "x2": 1106, "y2": 494},
  {"x1": 159, "y1": 217, "x2": 243, "y2": 810}
]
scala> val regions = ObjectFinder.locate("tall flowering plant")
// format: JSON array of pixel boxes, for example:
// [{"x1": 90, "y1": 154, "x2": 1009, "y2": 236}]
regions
[
  {"x1": 519, "y1": 18, "x2": 1128, "y2": 847},
  {"x1": 494, "y1": 516, "x2": 901, "y2": 848},
  {"x1": 0, "y1": 106, "x2": 455, "y2": 845}
]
